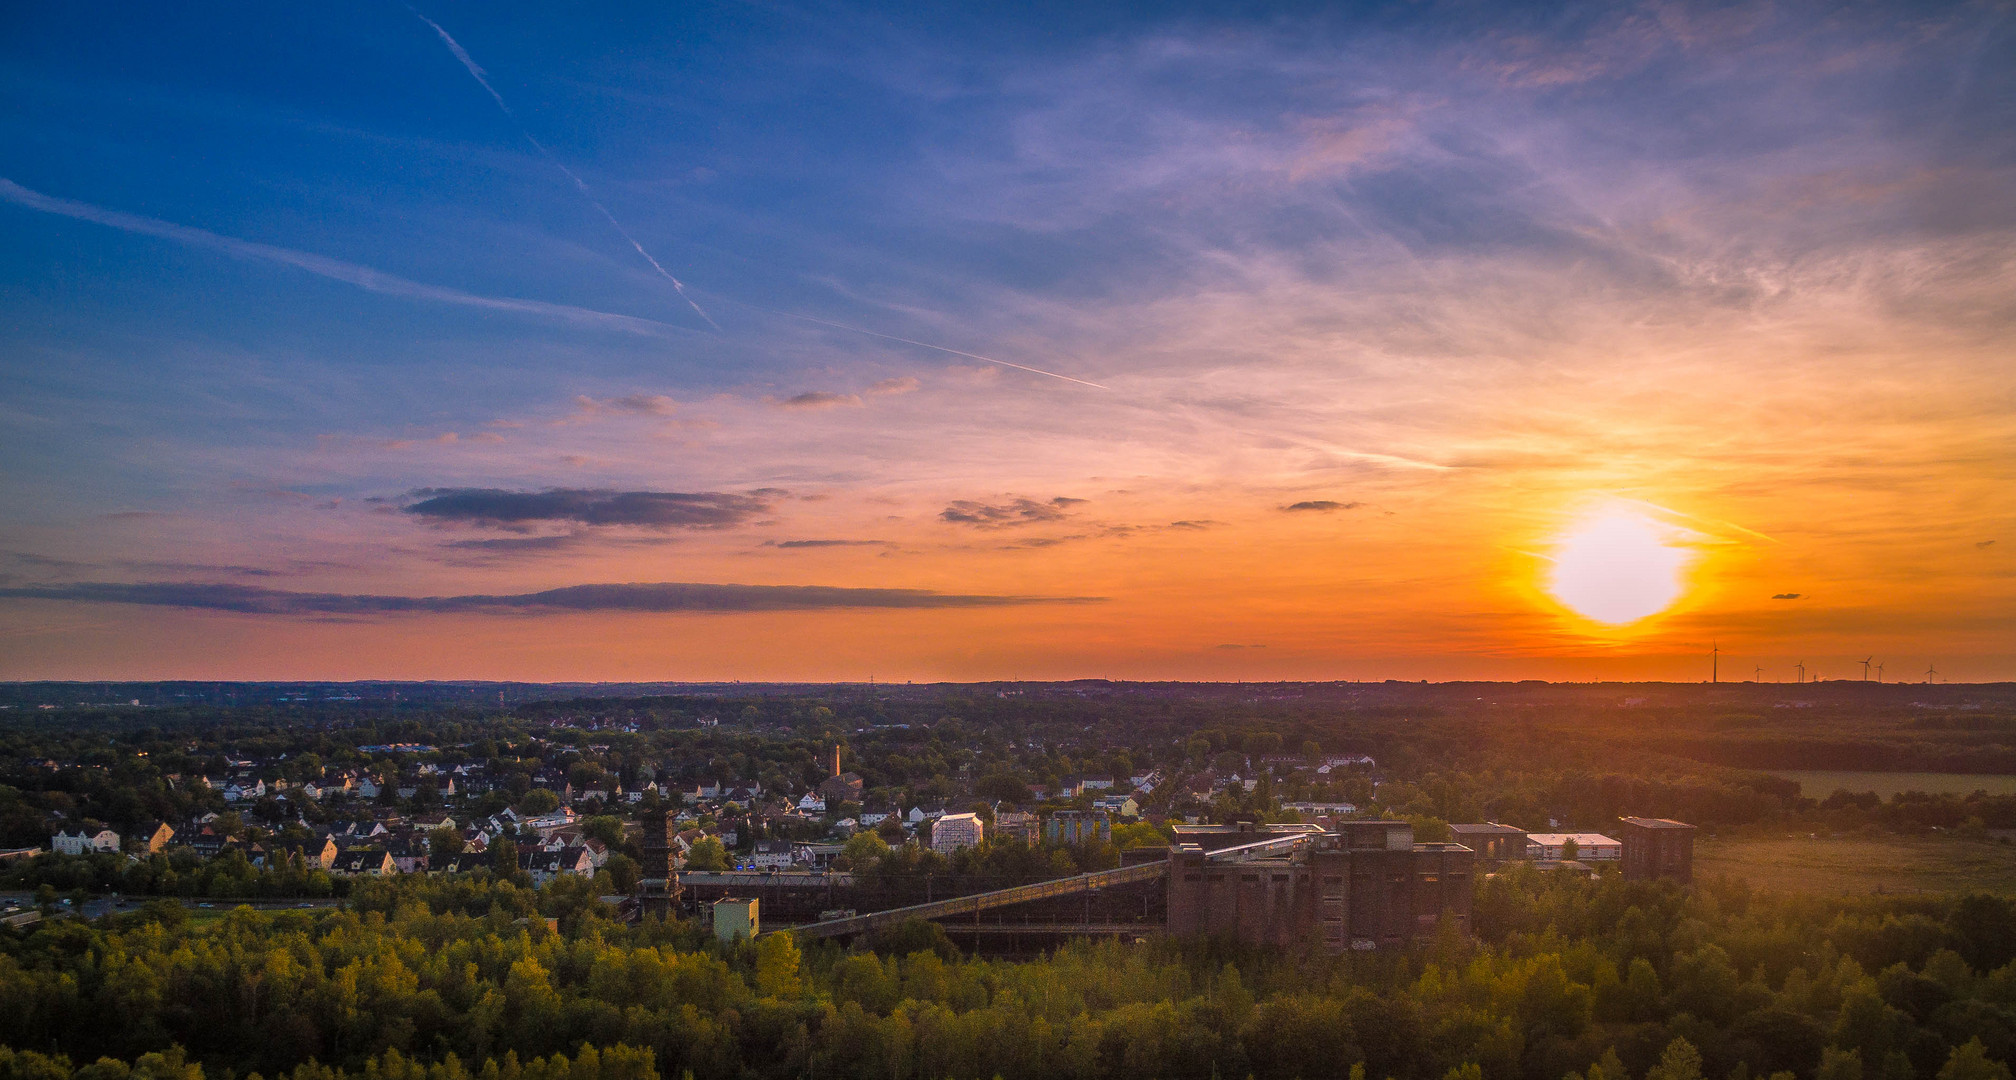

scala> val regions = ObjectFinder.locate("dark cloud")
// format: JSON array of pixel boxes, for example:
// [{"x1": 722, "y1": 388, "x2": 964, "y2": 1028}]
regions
[
  {"x1": 1772, "y1": 593, "x2": 1803, "y2": 600},
  {"x1": 0, "y1": 581, "x2": 1101, "y2": 615},
  {"x1": 575, "y1": 393, "x2": 678, "y2": 416},
  {"x1": 940, "y1": 496, "x2": 1081, "y2": 528},
  {"x1": 1980, "y1": 540, "x2": 1998, "y2": 548},
  {"x1": 1283, "y1": 500, "x2": 1363, "y2": 512},
  {"x1": 442, "y1": 535, "x2": 581, "y2": 553},
  {"x1": 773, "y1": 540, "x2": 891, "y2": 549},
  {"x1": 404, "y1": 488, "x2": 766, "y2": 528},
  {"x1": 775, "y1": 391, "x2": 862, "y2": 410}
]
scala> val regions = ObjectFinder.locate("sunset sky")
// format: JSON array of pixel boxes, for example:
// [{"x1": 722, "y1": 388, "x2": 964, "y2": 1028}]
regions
[{"x1": 2, "y1": 1, "x2": 2011, "y2": 682}]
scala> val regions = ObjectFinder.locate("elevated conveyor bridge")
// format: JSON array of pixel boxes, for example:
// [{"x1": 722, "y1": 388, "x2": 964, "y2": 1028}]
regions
[{"x1": 777, "y1": 832, "x2": 1313, "y2": 940}]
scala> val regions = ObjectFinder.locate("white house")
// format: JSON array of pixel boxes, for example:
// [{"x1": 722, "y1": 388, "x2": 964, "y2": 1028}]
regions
[
  {"x1": 797, "y1": 792, "x2": 827, "y2": 813},
  {"x1": 1525, "y1": 833, "x2": 1622, "y2": 861},
  {"x1": 930, "y1": 812, "x2": 984, "y2": 854},
  {"x1": 53, "y1": 828, "x2": 120, "y2": 855},
  {"x1": 750, "y1": 839, "x2": 795, "y2": 869}
]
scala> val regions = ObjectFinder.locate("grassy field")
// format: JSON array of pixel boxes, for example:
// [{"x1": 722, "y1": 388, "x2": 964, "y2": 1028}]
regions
[
  {"x1": 1695, "y1": 834, "x2": 2016, "y2": 896},
  {"x1": 1770, "y1": 770, "x2": 2016, "y2": 799}
]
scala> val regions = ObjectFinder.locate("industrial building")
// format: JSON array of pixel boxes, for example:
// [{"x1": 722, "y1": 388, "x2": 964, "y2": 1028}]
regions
[
  {"x1": 1165, "y1": 820, "x2": 1473, "y2": 951},
  {"x1": 1448, "y1": 822, "x2": 1528, "y2": 862},
  {"x1": 1618, "y1": 817, "x2": 1697, "y2": 882}
]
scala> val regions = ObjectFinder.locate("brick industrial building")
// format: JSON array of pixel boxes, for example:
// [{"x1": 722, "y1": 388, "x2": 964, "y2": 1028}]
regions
[
  {"x1": 1618, "y1": 817, "x2": 1697, "y2": 883},
  {"x1": 1165, "y1": 820, "x2": 1473, "y2": 951}
]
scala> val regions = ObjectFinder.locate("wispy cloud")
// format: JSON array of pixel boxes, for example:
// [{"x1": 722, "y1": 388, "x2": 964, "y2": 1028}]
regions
[
  {"x1": 0, "y1": 581, "x2": 1101, "y2": 614},
  {"x1": 0, "y1": 179, "x2": 683, "y2": 337}
]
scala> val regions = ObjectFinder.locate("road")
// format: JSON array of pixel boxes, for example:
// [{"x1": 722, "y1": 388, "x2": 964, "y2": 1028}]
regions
[{"x1": 0, "y1": 892, "x2": 345, "y2": 920}]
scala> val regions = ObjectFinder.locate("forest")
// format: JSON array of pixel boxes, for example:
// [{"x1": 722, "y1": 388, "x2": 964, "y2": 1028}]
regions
[{"x1": 3, "y1": 868, "x2": 2016, "y2": 1080}]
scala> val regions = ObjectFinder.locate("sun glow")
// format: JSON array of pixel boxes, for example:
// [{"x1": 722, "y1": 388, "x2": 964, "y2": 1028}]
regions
[{"x1": 1545, "y1": 506, "x2": 1695, "y2": 625}]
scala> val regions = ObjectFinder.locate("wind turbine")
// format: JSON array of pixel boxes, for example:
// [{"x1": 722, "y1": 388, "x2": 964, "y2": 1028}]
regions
[
  {"x1": 1925, "y1": 662, "x2": 1939, "y2": 684},
  {"x1": 1859, "y1": 657, "x2": 1873, "y2": 681},
  {"x1": 1875, "y1": 661, "x2": 1884, "y2": 682},
  {"x1": 1795, "y1": 660, "x2": 1806, "y2": 684},
  {"x1": 1753, "y1": 664, "x2": 1765, "y2": 682},
  {"x1": 1711, "y1": 641, "x2": 1719, "y2": 684}
]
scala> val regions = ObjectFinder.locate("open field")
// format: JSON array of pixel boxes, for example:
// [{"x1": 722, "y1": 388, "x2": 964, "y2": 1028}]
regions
[
  {"x1": 1695, "y1": 834, "x2": 2016, "y2": 896},
  {"x1": 1770, "y1": 770, "x2": 2016, "y2": 799}
]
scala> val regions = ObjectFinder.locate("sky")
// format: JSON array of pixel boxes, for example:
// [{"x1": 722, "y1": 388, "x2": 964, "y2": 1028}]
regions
[{"x1": 1, "y1": 0, "x2": 2011, "y2": 683}]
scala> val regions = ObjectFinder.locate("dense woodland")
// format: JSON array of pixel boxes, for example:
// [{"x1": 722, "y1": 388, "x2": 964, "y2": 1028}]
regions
[{"x1": 4, "y1": 870, "x2": 2016, "y2": 1080}]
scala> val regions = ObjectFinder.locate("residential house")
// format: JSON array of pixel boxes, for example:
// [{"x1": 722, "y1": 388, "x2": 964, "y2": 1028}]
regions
[
  {"x1": 793, "y1": 842, "x2": 845, "y2": 869},
  {"x1": 274, "y1": 836, "x2": 340, "y2": 870},
  {"x1": 386, "y1": 834, "x2": 431, "y2": 874},
  {"x1": 333, "y1": 848, "x2": 396, "y2": 875},
  {"x1": 818, "y1": 772, "x2": 864, "y2": 804},
  {"x1": 796, "y1": 792, "x2": 828, "y2": 813},
  {"x1": 52, "y1": 828, "x2": 120, "y2": 855},
  {"x1": 140, "y1": 822, "x2": 176, "y2": 853},
  {"x1": 520, "y1": 845, "x2": 595, "y2": 885},
  {"x1": 750, "y1": 838, "x2": 795, "y2": 869},
  {"x1": 1091, "y1": 794, "x2": 1139, "y2": 818}
]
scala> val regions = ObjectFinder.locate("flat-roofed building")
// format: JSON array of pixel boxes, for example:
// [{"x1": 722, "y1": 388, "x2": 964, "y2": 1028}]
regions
[
  {"x1": 1524, "y1": 833, "x2": 1621, "y2": 861},
  {"x1": 1046, "y1": 809, "x2": 1111, "y2": 846},
  {"x1": 1449, "y1": 822, "x2": 1528, "y2": 862},
  {"x1": 713, "y1": 897, "x2": 758, "y2": 943},
  {"x1": 1618, "y1": 817, "x2": 1697, "y2": 883}
]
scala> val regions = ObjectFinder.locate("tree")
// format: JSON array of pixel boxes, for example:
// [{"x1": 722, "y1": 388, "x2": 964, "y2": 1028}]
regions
[
  {"x1": 582, "y1": 815, "x2": 625, "y2": 848},
  {"x1": 428, "y1": 825, "x2": 465, "y2": 862},
  {"x1": 1818, "y1": 1048, "x2": 1865, "y2": 1080},
  {"x1": 755, "y1": 932, "x2": 803, "y2": 997},
  {"x1": 1648, "y1": 1038, "x2": 1704, "y2": 1080},
  {"x1": 602, "y1": 853, "x2": 640, "y2": 893},
  {"x1": 491, "y1": 836, "x2": 520, "y2": 879},
  {"x1": 685, "y1": 836, "x2": 730, "y2": 872},
  {"x1": 519, "y1": 788, "x2": 561, "y2": 815},
  {"x1": 975, "y1": 773, "x2": 1030, "y2": 804},
  {"x1": 1940, "y1": 1041, "x2": 2014, "y2": 1080},
  {"x1": 842, "y1": 831, "x2": 891, "y2": 869},
  {"x1": 1560, "y1": 836, "x2": 1580, "y2": 862}
]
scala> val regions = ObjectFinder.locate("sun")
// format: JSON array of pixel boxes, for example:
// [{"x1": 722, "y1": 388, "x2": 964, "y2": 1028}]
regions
[{"x1": 1545, "y1": 505, "x2": 1696, "y2": 625}]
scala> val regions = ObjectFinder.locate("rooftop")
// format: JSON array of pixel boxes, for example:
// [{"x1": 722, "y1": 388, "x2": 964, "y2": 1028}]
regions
[{"x1": 1618, "y1": 817, "x2": 1698, "y2": 830}]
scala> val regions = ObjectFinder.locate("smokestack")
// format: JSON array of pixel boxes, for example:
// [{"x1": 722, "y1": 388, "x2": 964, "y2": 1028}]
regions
[{"x1": 833, "y1": 745, "x2": 842, "y2": 777}]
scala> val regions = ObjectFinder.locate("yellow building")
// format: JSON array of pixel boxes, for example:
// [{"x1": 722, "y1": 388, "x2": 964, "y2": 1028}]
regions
[{"x1": 712, "y1": 897, "x2": 758, "y2": 943}]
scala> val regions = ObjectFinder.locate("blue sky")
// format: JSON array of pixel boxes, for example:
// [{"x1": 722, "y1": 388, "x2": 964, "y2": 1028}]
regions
[{"x1": 2, "y1": 1, "x2": 2012, "y2": 680}]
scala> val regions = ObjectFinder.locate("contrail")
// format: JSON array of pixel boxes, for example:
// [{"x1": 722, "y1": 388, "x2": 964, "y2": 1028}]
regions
[
  {"x1": 0, "y1": 178, "x2": 685, "y2": 337},
  {"x1": 411, "y1": 9, "x2": 1109, "y2": 391},
  {"x1": 411, "y1": 8, "x2": 720, "y2": 331}
]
